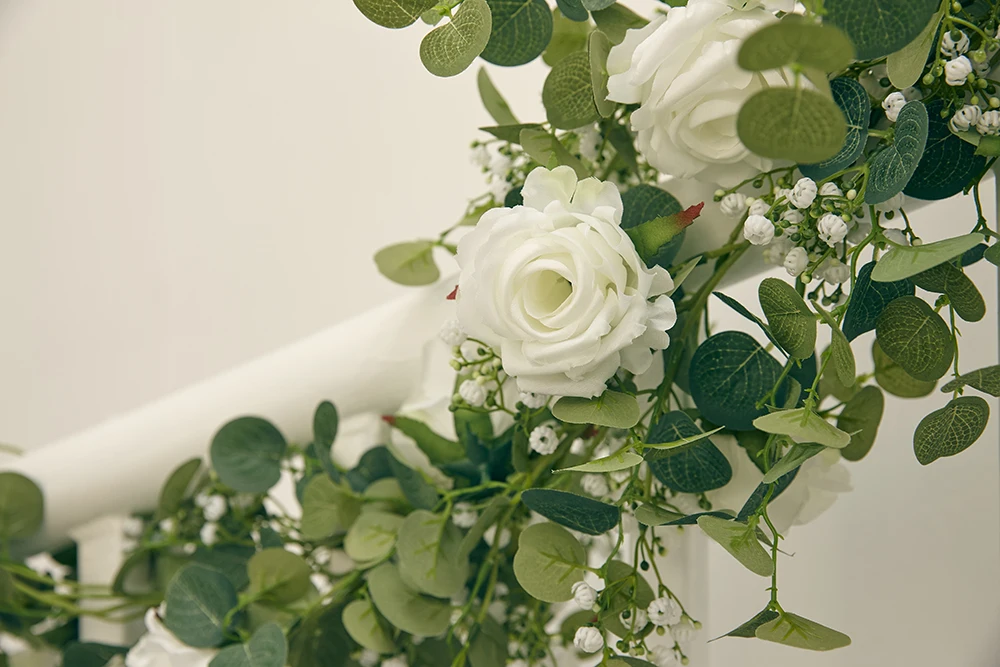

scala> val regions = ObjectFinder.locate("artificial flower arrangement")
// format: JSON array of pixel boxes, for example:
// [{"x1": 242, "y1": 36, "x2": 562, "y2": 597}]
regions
[{"x1": 1, "y1": 0, "x2": 999, "y2": 666}]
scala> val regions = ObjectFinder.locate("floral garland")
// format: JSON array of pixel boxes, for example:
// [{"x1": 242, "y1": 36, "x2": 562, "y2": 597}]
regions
[{"x1": 1, "y1": 1, "x2": 1000, "y2": 666}]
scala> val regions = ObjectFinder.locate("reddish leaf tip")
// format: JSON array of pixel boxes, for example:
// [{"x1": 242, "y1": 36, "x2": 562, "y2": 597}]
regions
[{"x1": 446, "y1": 285, "x2": 459, "y2": 300}]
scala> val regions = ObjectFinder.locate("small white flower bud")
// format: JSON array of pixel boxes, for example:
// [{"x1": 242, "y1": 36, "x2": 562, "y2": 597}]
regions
[
  {"x1": 200, "y1": 522, "x2": 218, "y2": 547},
  {"x1": 818, "y1": 258, "x2": 849, "y2": 284},
  {"x1": 950, "y1": 104, "x2": 982, "y2": 133},
  {"x1": 748, "y1": 198, "x2": 770, "y2": 217},
  {"x1": 671, "y1": 619, "x2": 697, "y2": 644},
  {"x1": 518, "y1": 391, "x2": 549, "y2": 409},
  {"x1": 528, "y1": 425, "x2": 559, "y2": 455},
  {"x1": 647, "y1": 596, "x2": 683, "y2": 627},
  {"x1": 742, "y1": 215, "x2": 775, "y2": 246},
  {"x1": 573, "y1": 626, "x2": 604, "y2": 653},
  {"x1": 781, "y1": 209, "x2": 804, "y2": 225},
  {"x1": 817, "y1": 213, "x2": 849, "y2": 246},
  {"x1": 201, "y1": 495, "x2": 227, "y2": 522},
  {"x1": 382, "y1": 656, "x2": 409, "y2": 667},
  {"x1": 942, "y1": 30, "x2": 971, "y2": 58},
  {"x1": 439, "y1": 318, "x2": 467, "y2": 347},
  {"x1": 819, "y1": 182, "x2": 843, "y2": 197},
  {"x1": 846, "y1": 188, "x2": 857, "y2": 200},
  {"x1": 620, "y1": 608, "x2": 648, "y2": 630},
  {"x1": 458, "y1": 379, "x2": 488, "y2": 407},
  {"x1": 719, "y1": 192, "x2": 748, "y2": 217},
  {"x1": 158, "y1": 518, "x2": 176, "y2": 534},
  {"x1": 581, "y1": 474, "x2": 610, "y2": 497},
  {"x1": 471, "y1": 145, "x2": 490, "y2": 169},
  {"x1": 762, "y1": 237, "x2": 794, "y2": 266},
  {"x1": 650, "y1": 646, "x2": 681, "y2": 667},
  {"x1": 976, "y1": 109, "x2": 1000, "y2": 135},
  {"x1": 572, "y1": 581, "x2": 597, "y2": 610},
  {"x1": 789, "y1": 177, "x2": 818, "y2": 209},
  {"x1": 773, "y1": 187, "x2": 793, "y2": 203},
  {"x1": 944, "y1": 56, "x2": 973, "y2": 86},
  {"x1": 451, "y1": 502, "x2": 479, "y2": 529},
  {"x1": 483, "y1": 525, "x2": 511, "y2": 548},
  {"x1": 882, "y1": 92, "x2": 906, "y2": 122},
  {"x1": 570, "y1": 437, "x2": 587, "y2": 455},
  {"x1": 783, "y1": 247, "x2": 808, "y2": 277}
]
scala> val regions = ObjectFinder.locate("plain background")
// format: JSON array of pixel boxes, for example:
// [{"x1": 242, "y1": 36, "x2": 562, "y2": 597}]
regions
[{"x1": 0, "y1": 1, "x2": 996, "y2": 665}]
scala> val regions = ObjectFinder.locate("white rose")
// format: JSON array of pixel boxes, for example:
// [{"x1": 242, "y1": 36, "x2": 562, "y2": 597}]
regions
[
  {"x1": 606, "y1": 0, "x2": 793, "y2": 186},
  {"x1": 456, "y1": 166, "x2": 677, "y2": 398},
  {"x1": 742, "y1": 215, "x2": 775, "y2": 246},
  {"x1": 125, "y1": 609, "x2": 218, "y2": 667},
  {"x1": 944, "y1": 56, "x2": 973, "y2": 86}
]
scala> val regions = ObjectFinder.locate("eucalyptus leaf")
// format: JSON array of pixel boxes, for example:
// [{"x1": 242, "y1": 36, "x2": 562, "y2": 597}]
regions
[
  {"x1": 519, "y1": 128, "x2": 590, "y2": 178},
  {"x1": 697, "y1": 516, "x2": 773, "y2": 577},
  {"x1": 644, "y1": 412, "x2": 732, "y2": 493},
  {"x1": 247, "y1": 549, "x2": 312, "y2": 605},
  {"x1": 479, "y1": 123, "x2": 544, "y2": 144},
  {"x1": 816, "y1": 305, "x2": 856, "y2": 387},
  {"x1": 374, "y1": 241, "x2": 440, "y2": 286},
  {"x1": 799, "y1": 78, "x2": 871, "y2": 181},
  {"x1": 62, "y1": 643, "x2": 128, "y2": 667},
  {"x1": 589, "y1": 30, "x2": 614, "y2": 118},
  {"x1": 387, "y1": 416, "x2": 465, "y2": 464},
  {"x1": 985, "y1": 243, "x2": 1000, "y2": 266},
  {"x1": 342, "y1": 599, "x2": 395, "y2": 654},
  {"x1": 544, "y1": 9, "x2": 592, "y2": 65},
  {"x1": 753, "y1": 408, "x2": 850, "y2": 449},
  {"x1": 842, "y1": 262, "x2": 914, "y2": 341},
  {"x1": 758, "y1": 277, "x2": 817, "y2": 360},
  {"x1": 824, "y1": 0, "x2": 938, "y2": 60},
  {"x1": 763, "y1": 443, "x2": 825, "y2": 484},
  {"x1": 633, "y1": 504, "x2": 684, "y2": 526},
  {"x1": 887, "y1": 7, "x2": 944, "y2": 89},
  {"x1": 942, "y1": 365, "x2": 1000, "y2": 397},
  {"x1": 913, "y1": 396, "x2": 990, "y2": 465},
  {"x1": 459, "y1": 496, "x2": 509, "y2": 558},
  {"x1": 512, "y1": 522, "x2": 587, "y2": 602},
  {"x1": 866, "y1": 101, "x2": 929, "y2": 204},
  {"x1": 210, "y1": 623, "x2": 287, "y2": 667},
  {"x1": 556, "y1": 0, "x2": 588, "y2": 22},
  {"x1": 911, "y1": 262, "x2": 986, "y2": 322},
  {"x1": 713, "y1": 291, "x2": 784, "y2": 354},
  {"x1": 396, "y1": 510, "x2": 469, "y2": 598},
  {"x1": 642, "y1": 426, "x2": 724, "y2": 450},
  {"x1": 906, "y1": 100, "x2": 988, "y2": 200},
  {"x1": 156, "y1": 458, "x2": 205, "y2": 520},
  {"x1": 737, "y1": 87, "x2": 847, "y2": 163},
  {"x1": 590, "y1": 4, "x2": 647, "y2": 44},
  {"x1": 552, "y1": 391, "x2": 640, "y2": 428},
  {"x1": 736, "y1": 469, "x2": 798, "y2": 521},
  {"x1": 210, "y1": 417, "x2": 286, "y2": 493},
  {"x1": 388, "y1": 455, "x2": 439, "y2": 510},
  {"x1": 353, "y1": 0, "x2": 437, "y2": 29},
  {"x1": 481, "y1": 0, "x2": 553, "y2": 67},
  {"x1": 689, "y1": 331, "x2": 786, "y2": 430},
  {"x1": 581, "y1": 0, "x2": 616, "y2": 10},
  {"x1": 871, "y1": 233, "x2": 983, "y2": 282},
  {"x1": 756, "y1": 612, "x2": 851, "y2": 650},
  {"x1": 873, "y1": 339, "x2": 936, "y2": 398},
  {"x1": 469, "y1": 617, "x2": 508, "y2": 667},
  {"x1": 542, "y1": 50, "x2": 600, "y2": 129},
  {"x1": 287, "y1": 605, "x2": 352, "y2": 667},
  {"x1": 344, "y1": 511, "x2": 404, "y2": 564},
  {"x1": 477, "y1": 68, "x2": 518, "y2": 125},
  {"x1": 367, "y1": 563, "x2": 451, "y2": 637},
  {"x1": 0, "y1": 472, "x2": 42, "y2": 542},
  {"x1": 312, "y1": 401, "x2": 340, "y2": 482},
  {"x1": 420, "y1": 0, "x2": 493, "y2": 77},
  {"x1": 521, "y1": 488, "x2": 620, "y2": 535},
  {"x1": 620, "y1": 185, "x2": 684, "y2": 269},
  {"x1": 300, "y1": 476, "x2": 362, "y2": 541},
  {"x1": 163, "y1": 565, "x2": 238, "y2": 648},
  {"x1": 719, "y1": 608, "x2": 780, "y2": 639},
  {"x1": 738, "y1": 19, "x2": 854, "y2": 72},
  {"x1": 556, "y1": 449, "x2": 643, "y2": 473},
  {"x1": 669, "y1": 255, "x2": 702, "y2": 296},
  {"x1": 875, "y1": 296, "x2": 954, "y2": 382},
  {"x1": 837, "y1": 386, "x2": 885, "y2": 462},
  {"x1": 601, "y1": 560, "x2": 656, "y2": 639}
]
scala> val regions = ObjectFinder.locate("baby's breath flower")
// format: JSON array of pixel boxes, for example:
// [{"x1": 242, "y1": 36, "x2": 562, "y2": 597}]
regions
[
  {"x1": 581, "y1": 474, "x2": 610, "y2": 498},
  {"x1": 452, "y1": 502, "x2": 479, "y2": 529},
  {"x1": 529, "y1": 425, "x2": 559, "y2": 455}
]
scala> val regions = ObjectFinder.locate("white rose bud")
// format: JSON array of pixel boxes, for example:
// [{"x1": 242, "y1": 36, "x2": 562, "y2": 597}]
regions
[
  {"x1": 976, "y1": 109, "x2": 1000, "y2": 135},
  {"x1": 518, "y1": 391, "x2": 549, "y2": 409},
  {"x1": 781, "y1": 209, "x2": 804, "y2": 225},
  {"x1": 581, "y1": 474, "x2": 610, "y2": 498},
  {"x1": 817, "y1": 213, "x2": 849, "y2": 246},
  {"x1": 439, "y1": 318, "x2": 467, "y2": 347},
  {"x1": 783, "y1": 247, "x2": 809, "y2": 277},
  {"x1": 742, "y1": 215, "x2": 775, "y2": 246},
  {"x1": 571, "y1": 581, "x2": 597, "y2": 610},
  {"x1": 451, "y1": 502, "x2": 479, "y2": 529},
  {"x1": 528, "y1": 425, "x2": 559, "y2": 455},
  {"x1": 819, "y1": 258, "x2": 850, "y2": 284},
  {"x1": 458, "y1": 379, "x2": 488, "y2": 407},
  {"x1": 951, "y1": 105, "x2": 982, "y2": 133},
  {"x1": 942, "y1": 30, "x2": 970, "y2": 58},
  {"x1": 944, "y1": 56, "x2": 973, "y2": 86},
  {"x1": 789, "y1": 177, "x2": 818, "y2": 209},
  {"x1": 881, "y1": 92, "x2": 906, "y2": 122},
  {"x1": 719, "y1": 192, "x2": 748, "y2": 217},
  {"x1": 748, "y1": 198, "x2": 770, "y2": 217},
  {"x1": 819, "y1": 182, "x2": 843, "y2": 197},
  {"x1": 573, "y1": 626, "x2": 604, "y2": 653},
  {"x1": 647, "y1": 596, "x2": 683, "y2": 627}
]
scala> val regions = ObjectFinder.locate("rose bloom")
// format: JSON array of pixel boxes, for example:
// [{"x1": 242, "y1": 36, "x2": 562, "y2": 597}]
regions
[
  {"x1": 606, "y1": 0, "x2": 795, "y2": 186},
  {"x1": 455, "y1": 166, "x2": 677, "y2": 398},
  {"x1": 125, "y1": 609, "x2": 217, "y2": 667}
]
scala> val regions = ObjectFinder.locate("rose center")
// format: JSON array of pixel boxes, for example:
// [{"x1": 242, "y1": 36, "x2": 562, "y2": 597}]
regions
[{"x1": 523, "y1": 269, "x2": 573, "y2": 317}]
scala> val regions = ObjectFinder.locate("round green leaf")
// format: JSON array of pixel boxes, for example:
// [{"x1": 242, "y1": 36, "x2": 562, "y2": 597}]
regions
[
  {"x1": 738, "y1": 19, "x2": 854, "y2": 72},
  {"x1": 737, "y1": 87, "x2": 847, "y2": 164},
  {"x1": 163, "y1": 565, "x2": 238, "y2": 648},
  {"x1": 591, "y1": 4, "x2": 646, "y2": 45},
  {"x1": 0, "y1": 472, "x2": 43, "y2": 541},
  {"x1": 552, "y1": 390, "x2": 640, "y2": 428},
  {"x1": 367, "y1": 563, "x2": 451, "y2": 637},
  {"x1": 985, "y1": 243, "x2": 1000, "y2": 266},
  {"x1": 512, "y1": 522, "x2": 586, "y2": 602},
  {"x1": 156, "y1": 458, "x2": 205, "y2": 520},
  {"x1": 837, "y1": 386, "x2": 885, "y2": 462},
  {"x1": 873, "y1": 339, "x2": 936, "y2": 398},
  {"x1": 374, "y1": 241, "x2": 440, "y2": 286},
  {"x1": 481, "y1": 0, "x2": 553, "y2": 67},
  {"x1": 353, "y1": 0, "x2": 437, "y2": 29},
  {"x1": 755, "y1": 611, "x2": 851, "y2": 651},
  {"x1": 247, "y1": 549, "x2": 312, "y2": 605},
  {"x1": 913, "y1": 396, "x2": 990, "y2": 465},
  {"x1": 342, "y1": 599, "x2": 396, "y2": 654},
  {"x1": 521, "y1": 488, "x2": 620, "y2": 535},
  {"x1": 758, "y1": 277, "x2": 817, "y2": 360},
  {"x1": 753, "y1": 408, "x2": 851, "y2": 449},
  {"x1": 866, "y1": 101, "x2": 929, "y2": 204},
  {"x1": 871, "y1": 233, "x2": 984, "y2": 282},
  {"x1": 344, "y1": 511, "x2": 404, "y2": 563},
  {"x1": 601, "y1": 560, "x2": 655, "y2": 639},
  {"x1": 542, "y1": 50, "x2": 600, "y2": 129},
  {"x1": 469, "y1": 617, "x2": 508, "y2": 667},
  {"x1": 420, "y1": 0, "x2": 493, "y2": 77},
  {"x1": 288, "y1": 605, "x2": 351, "y2": 667},
  {"x1": 209, "y1": 623, "x2": 287, "y2": 667},
  {"x1": 942, "y1": 365, "x2": 1000, "y2": 397},
  {"x1": 906, "y1": 101, "x2": 993, "y2": 199},
  {"x1": 697, "y1": 516, "x2": 773, "y2": 577},
  {"x1": 555, "y1": 0, "x2": 588, "y2": 22},
  {"x1": 689, "y1": 331, "x2": 785, "y2": 431},
  {"x1": 842, "y1": 262, "x2": 915, "y2": 341},
  {"x1": 543, "y1": 9, "x2": 592, "y2": 65},
  {"x1": 911, "y1": 262, "x2": 985, "y2": 322},
  {"x1": 396, "y1": 510, "x2": 469, "y2": 598},
  {"x1": 824, "y1": 0, "x2": 939, "y2": 60},
  {"x1": 799, "y1": 78, "x2": 871, "y2": 181},
  {"x1": 643, "y1": 411, "x2": 732, "y2": 493},
  {"x1": 210, "y1": 417, "x2": 286, "y2": 493},
  {"x1": 620, "y1": 185, "x2": 684, "y2": 268},
  {"x1": 300, "y1": 476, "x2": 362, "y2": 541},
  {"x1": 589, "y1": 30, "x2": 614, "y2": 118},
  {"x1": 875, "y1": 296, "x2": 953, "y2": 382}
]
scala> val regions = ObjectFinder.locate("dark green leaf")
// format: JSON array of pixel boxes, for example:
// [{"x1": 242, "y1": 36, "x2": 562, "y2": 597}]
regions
[
  {"x1": 738, "y1": 19, "x2": 854, "y2": 72},
  {"x1": 345, "y1": 446, "x2": 395, "y2": 492},
  {"x1": 247, "y1": 549, "x2": 313, "y2": 605},
  {"x1": 210, "y1": 417, "x2": 286, "y2": 493},
  {"x1": 519, "y1": 128, "x2": 590, "y2": 177},
  {"x1": 367, "y1": 563, "x2": 451, "y2": 637},
  {"x1": 469, "y1": 617, "x2": 508, "y2": 667},
  {"x1": 620, "y1": 185, "x2": 684, "y2": 268},
  {"x1": 590, "y1": 4, "x2": 646, "y2": 44},
  {"x1": 737, "y1": 87, "x2": 847, "y2": 163},
  {"x1": 866, "y1": 101, "x2": 929, "y2": 204},
  {"x1": 288, "y1": 605, "x2": 351, "y2": 667},
  {"x1": 543, "y1": 50, "x2": 600, "y2": 129},
  {"x1": 838, "y1": 385, "x2": 885, "y2": 461},
  {"x1": 190, "y1": 544, "x2": 255, "y2": 591},
  {"x1": 388, "y1": 455, "x2": 439, "y2": 510},
  {"x1": 634, "y1": 504, "x2": 684, "y2": 526},
  {"x1": 312, "y1": 401, "x2": 340, "y2": 482},
  {"x1": 551, "y1": 391, "x2": 640, "y2": 428},
  {"x1": 163, "y1": 565, "x2": 238, "y2": 648},
  {"x1": 875, "y1": 296, "x2": 954, "y2": 381},
  {"x1": 911, "y1": 262, "x2": 986, "y2": 322},
  {"x1": 512, "y1": 522, "x2": 586, "y2": 602},
  {"x1": 481, "y1": 0, "x2": 553, "y2": 67},
  {"x1": 420, "y1": 0, "x2": 493, "y2": 77},
  {"x1": 873, "y1": 339, "x2": 936, "y2": 397},
  {"x1": 353, "y1": 0, "x2": 437, "y2": 29},
  {"x1": 799, "y1": 78, "x2": 872, "y2": 181},
  {"x1": 0, "y1": 472, "x2": 43, "y2": 541},
  {"x1": 906, "y1": 101, "x2": 988, "y2": 200},
  {"x1": 156, "y1": 458, "x2": 205, "y2": 520},
  {"x1": 556, "y1": 0, "x2": 588, "y2": 22},
  {"x1": 736, "y1": 470, "x2": 798, "y2": 522},
  {"x1": 388, "y1": 416, "x2": 465, "y2": 465},
  {"x1": 719, "y1": 608, "x2": 780, "y2": 639},
  {"x1": 872, "y1": 233, "x2": 984, "y2": 282},
  {"x1": 824, "y1": 0, "x2": 939, "y2": 59},
  {"x1": 479, "y1": 123, "x2": 544, "y2": 144},
  {"x1": 942, "y1": 365, "x2": 1000, "y2": 397},
  {"x1": 713, "y1": 292, "x2": 784, "y2": 353},
  {"x1": 961, "y1": 243, "x2": 988, "y2": 266},
  {"x1": 913, "y1": 396, "x2": 990, "y2": 465},
  {"x1": 758, "y1": 277, "x2": 817, "y2": 360},
  {"x1": 62, "y1": 643, "x2": 128, "y2": 667},
  {"x1": 689, "y1": 331, "x2": 786, "y2": 430},
  {"x1": 842, "y1": 262, "x2": 914, "y2": 341},
  {"x1": 477, "y1": 68, "x2": 518, "y2": 126},
  {"x1": 697, "y1": 516, "x2": 773, "y2": 577},
  {"x1": 210, "y1": 623, "x2": 287, "y2": 667},
  {"x1": 520, "y1": 488, "x2": 619, "y2": 535},
  {"x1": 643, "y1": 411, "x2": 732, "y2": 493},
  {"x1": 985, "y1": 243, "x2": 1000, "y2": 266}
]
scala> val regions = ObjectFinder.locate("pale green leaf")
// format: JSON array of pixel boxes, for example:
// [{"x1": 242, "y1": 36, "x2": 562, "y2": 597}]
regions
[
  {"x1": 887, "y1": 6, "x2": 944, "y2": 89},
  {"x1": 552, "y1": 390, "x2": 640, "y2": 428},
  {"x1": 753, "y1": 408, "x2": 851, "y2": 449},
  {"x1": 163, "y1": 565, "x2": 238, "y2": 648},
  {"x1": 816, "y1": 305, "x2": 856, "y2": 387},
  {"x1": 420, "y1": 0, "x2": 493, "y2": 77},
  {"x1": 758, "y1": 277, "x2": 816, "y2": 360},
  {"x1": 755, "y1": 612, "x2": 851, "y2": 650},
  {"x1": 913, "y1": 396, "x2": 990, "y2": 465},
  {"x1": 247, "y1": 549, "x2": 312, "y2": 604},
  {"x1": 512, "y1": 522, "x2": 587, "y2": 602},
  {"x1": 542, "y1": 50, "x2": 600, "y2": 129},
  {"x1": 738, "y1": 19, "x2": 854, "y2": 72},
  {"x1": 374, "y1": 241, "x2": 440, "y2": 286},
  {"x1": 342, "y1": 599, "x2": 395, "y2": 654},
  {"x1": 353, "y1": 0, "x2": 437, "y2": 29},
  {"x1": 543, "y1": 9, "x2": 592, "y2": 66},
  {"x1": 156, "y1": 458, "x2": 204, "y2": 520},
  {"x1": 367, "y1": 563, "x2": 451, "y2": 637},
  {"x1": 866, "y1": 101, "x2": 929, "y2": 204},
  {"x1": 697, "y1": 516, "x2": 773, "y2": 577},
  {"x1": 0, "y1": 472, "x2": 43, "y2": 541},
  {"x1": 985, "y1": 243, "x2": 1000, "y2": 266},
  {"x1": 209, "y1": 623, "x2": 287, "y2": 667},
  {"x1": 589, "y1": 30, "x2": 614, "y2": 118},
  {"x1": 873, "y1": 234, "x2": 985, "y2": 282},
  {"x1": 763, "y1": 443, "x2": 825, "y2": 484},
  {"x1": 300, "y1": 476, "x2": 362, "y2": 541},
  {"x1": 642, "y1": 425, "x2": 725, "y2": 450},
  {"x1": 396, "y1": 510, "x2": 469, "y2": 598},
  {"x1": 875, "y1": 296, "x2": 954, "y2": 382},
  {"x1": 344, "y1": 511, "x2": 404, "y2": 563},
  {"x1": 519, "y1": 128, "x2": 590, "y2": 178},
  {"x1": 737, "y1": 87, "x2": 847, "y2": 163},
  {"x1": 555, "y1": 449, "x2": 643, "y2": 473},
  {"x1": 633, "y1": 504, "x2": 684, "y2": 527},
  {"x1": 669, "y1": 255, "x2": 702, "y2": 296},
  {"x1": 476, "y1": 68, "x2": 518, "y2": 125},
  {"x1": 590, "y1": 5, "x2": 646, "y2": 45}
]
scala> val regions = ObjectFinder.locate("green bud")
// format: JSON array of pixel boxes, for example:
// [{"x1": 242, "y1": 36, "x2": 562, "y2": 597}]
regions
[
  {"x1": 450, "y1": 360, "x2": 462, "y2": 370},
  {"x1": 846, "y1": 189, "x2": 857, "y2": 200},
  {"x1": 912, "y1": 238, "x2": 923, "y2": 246},
  {"x1": 878, "y1": 77, "x2": 890, "y2": 88},
  {"x1": 693, "y1": 621, "x2": 703, "y2": 629},
  {"x1": 922, "y1": 73, "x2": 935, "y2": 85},
  {"x1": 972, "y1": 49, "x2": 988, "y2": 63},
  {"x1": 990, "y1": 97, "x2": 999, "y2": 108},
  {"x1": 971, "y1": 95, "x2": 981, "y2": 105}
]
